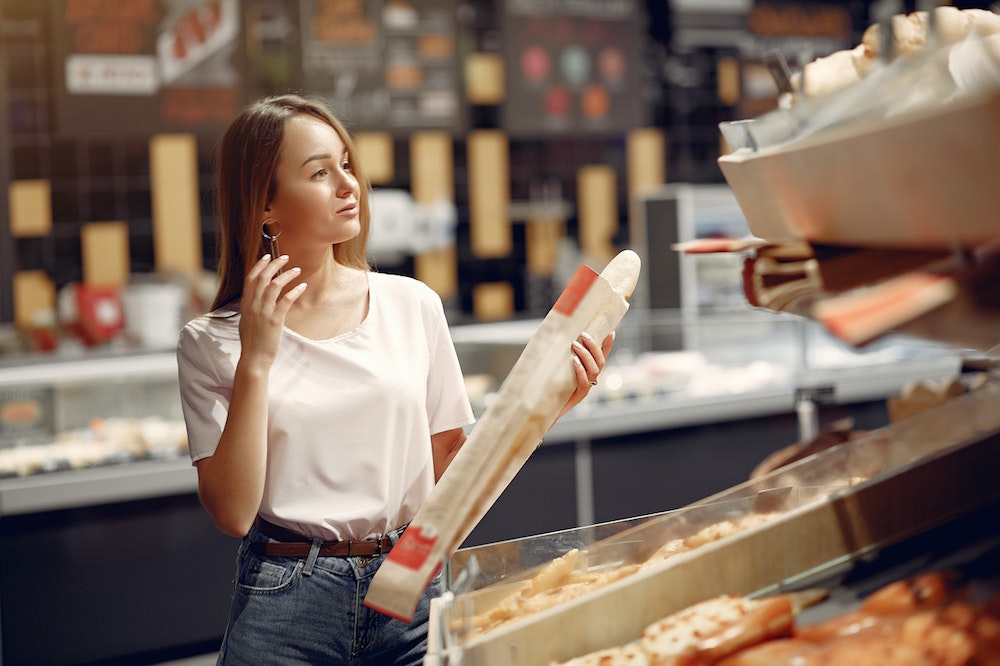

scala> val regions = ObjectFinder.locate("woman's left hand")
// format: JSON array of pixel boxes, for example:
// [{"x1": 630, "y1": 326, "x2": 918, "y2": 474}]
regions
[{"x1": 558, "y1": 331, "x2": 615, "y2": 419}]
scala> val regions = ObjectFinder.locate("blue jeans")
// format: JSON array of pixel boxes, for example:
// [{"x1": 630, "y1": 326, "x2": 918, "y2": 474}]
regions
[{"x1": 217, "y1": 524, "x2": 443, "y2": 665}]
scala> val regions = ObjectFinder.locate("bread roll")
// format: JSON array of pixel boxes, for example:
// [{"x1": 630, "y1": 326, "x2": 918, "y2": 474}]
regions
[
  {"x1": 863, "y1": 7, "x2": 999, "y2": 60},
  {"x1": 850, "y1": 42, "x2": 876, "y2": 77},
  {"x1": 985, "y1": 32, "x2": 1000, "y2": 62},
  {"x1": 916, "y1": 6, "x2": 972, "y2": 44},
  {"x1": 780, "y1": 8, "x2": 1000, "y2": 103},
  {"x1": 862, "y1": 13, "x2": 928, "y2": 59},
  {"x1": 791, "y1": 45, "x2": 866, "y2": 98},
  {"x1": 964, "y1": 8, "x2": 1000, "y2": 37}
]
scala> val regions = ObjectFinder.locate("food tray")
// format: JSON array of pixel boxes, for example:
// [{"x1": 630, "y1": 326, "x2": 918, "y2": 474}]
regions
[
  {"x1": 717, "y1": 89, "x2": 1000, "y2": 249},
  {"x1": 426, "y1": 381, "x2": 1000, "y2": 665}
]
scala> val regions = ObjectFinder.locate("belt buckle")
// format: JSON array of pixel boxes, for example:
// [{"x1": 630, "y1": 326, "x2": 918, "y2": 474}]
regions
[{"x1": 373, "y1": 536, "x2": 383, "y2": 556}]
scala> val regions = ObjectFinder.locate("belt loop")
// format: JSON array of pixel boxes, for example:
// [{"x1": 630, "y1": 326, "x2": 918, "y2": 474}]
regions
[{"x1": 302, "y1": 537, "x2": 322, "y2": 576}]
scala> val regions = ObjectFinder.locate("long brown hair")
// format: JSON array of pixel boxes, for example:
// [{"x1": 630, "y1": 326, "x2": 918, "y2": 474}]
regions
[{"x1": 211, "y1": 94, "x2": 371, "y2": 310}]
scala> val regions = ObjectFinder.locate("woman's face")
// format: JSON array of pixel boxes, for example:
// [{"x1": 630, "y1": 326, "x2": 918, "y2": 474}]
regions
[{"x1": 266, "y1": 113, "x2": 361, "y2": 251}]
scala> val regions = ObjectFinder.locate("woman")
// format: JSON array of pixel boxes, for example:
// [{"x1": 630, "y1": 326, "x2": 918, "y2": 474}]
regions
[{"x1": 177, "y1": 94, "x2": 613, "y2": 665}]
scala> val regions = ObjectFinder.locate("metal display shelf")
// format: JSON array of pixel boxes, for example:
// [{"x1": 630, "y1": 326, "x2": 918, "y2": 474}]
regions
[
  {"x1": 545, "y1": 351, "x2": 960, "y2": 443},
  {"x1": 0, "y1": 457, "x2": 195, "y2": 517}
]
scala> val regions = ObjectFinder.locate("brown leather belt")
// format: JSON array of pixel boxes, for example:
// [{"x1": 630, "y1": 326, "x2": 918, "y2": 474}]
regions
[{"x1": 250, "y1": 517, "x2": 393, "y2": 558}]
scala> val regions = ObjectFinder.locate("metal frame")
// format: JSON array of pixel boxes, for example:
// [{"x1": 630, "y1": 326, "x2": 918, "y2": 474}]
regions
[{"x1": 0, "y1": 21, "x2": 13, "y2": 325}]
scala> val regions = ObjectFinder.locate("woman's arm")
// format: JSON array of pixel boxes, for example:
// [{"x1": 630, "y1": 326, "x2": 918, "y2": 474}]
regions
[
  {"x1": 431, "y1": 427, "x2": 467, "y2": 482},
  {"x1": 195, "y1": 359, "x2": 271, "y2": 537},
  {"x1": 195, "y1": 255, "x2": 305, "y2": 537}
]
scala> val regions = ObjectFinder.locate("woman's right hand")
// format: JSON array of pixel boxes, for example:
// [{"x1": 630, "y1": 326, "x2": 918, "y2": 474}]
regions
[
  {"x1": 237, "y1": 254, "x2": 305, "y2": 368},
  {"x1": 197, "y1": 254, "x2": 306, "y2": 537}
]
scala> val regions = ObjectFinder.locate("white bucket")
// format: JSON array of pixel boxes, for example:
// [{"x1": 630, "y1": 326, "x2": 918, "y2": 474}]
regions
[{"x1": 121, "y1": 283, "x2": 186, "y2": 349}]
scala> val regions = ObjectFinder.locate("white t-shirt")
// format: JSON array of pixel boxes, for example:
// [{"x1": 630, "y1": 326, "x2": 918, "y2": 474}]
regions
[{"x1": 176, "y1": 272, "x2": 475, "y2": 541}]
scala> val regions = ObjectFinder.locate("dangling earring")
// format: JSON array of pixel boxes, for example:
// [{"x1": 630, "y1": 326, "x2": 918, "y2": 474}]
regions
[{"x1": 262, "y1": 217, "x2": 282, "y2": 274}]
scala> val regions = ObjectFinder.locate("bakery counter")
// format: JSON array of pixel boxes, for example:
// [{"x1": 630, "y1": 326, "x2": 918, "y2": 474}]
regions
[
  {"x1": 429, "y1": 382, "x2": 1000, "y2": 665},
  {"x1": 459, "y1": 315, "x2": 964, "y2": 542},
  {"x1": 0, "y1": 487, "x2": 235, "y2": 666},
  {"x1": 0, "y1": 318, "x2": 969, "y2": 665},
  {"x1": 457, "y1": 310, "x2": 966, "y2": 444},
  {"x1": 0, "y1": 346, "x2": 194, "y2": 518},
  {"x1": 0, "y1": 351, "x2": 227, "y2": 665},
  {"x1": 0, "y1": 456, "x2": 195, "y2": 517},
  {"x1": 0, "y1": 353, "x2": 958, "y2": 520},
  {"x1": 0, "y1": 322, "x2": 963, "y2": 520},
  {"x1": 542, "y1": 347, "x2": 960, "y2": 444}
]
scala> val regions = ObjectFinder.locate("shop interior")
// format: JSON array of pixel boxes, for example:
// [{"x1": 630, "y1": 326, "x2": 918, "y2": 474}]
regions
[{"x1": 1, "y1": 1, "x2": 999, "y2": 664}]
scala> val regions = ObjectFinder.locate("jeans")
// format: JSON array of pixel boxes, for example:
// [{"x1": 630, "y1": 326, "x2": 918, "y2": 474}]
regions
[{"x1": 217, "y1": 524, "x2": 443, "y2": 665}]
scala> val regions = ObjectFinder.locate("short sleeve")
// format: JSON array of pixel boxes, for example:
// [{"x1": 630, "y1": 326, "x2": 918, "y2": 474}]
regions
[
  {"x1": 424, "y1": 294, "x2": 476, "y2": 435},
  {"x1": 176, "y1": 322, "x2": 233, "y2": 463}
]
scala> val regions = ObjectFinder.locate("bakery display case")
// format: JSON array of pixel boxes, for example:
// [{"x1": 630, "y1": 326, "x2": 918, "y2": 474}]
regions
[
  {"x1": 427, "y1": 380, "x2": 1000, "y2": 665},
  {"x1": 449, "y1": 307, "x2": 966, "y2": 546},
  {"x1": 0, "y1": 349, "x2": 195, "y2": 517},
  {"x1": 0, "y1": 306, "x2": 967, "y2": 664},
  {"x1": 0, "y1": 306, "x2": 964, "y2": 530},
  {"x1": 424, "y1": 9, "x2": 1000, "y2": 665},
  {"x1": 0, "y1": 350, "x2": 187, "y2": 475},
  {"x1": 0, "y1": 352, "x2": 235, "y2": 666},
  {"x1": 454, "y1": 307, "x2": 964, "y2": 433}
]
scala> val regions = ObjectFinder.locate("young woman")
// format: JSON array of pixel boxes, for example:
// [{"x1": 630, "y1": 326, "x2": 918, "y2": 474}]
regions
[{"x1": 177, "y1": 94, "x2": 614, "y2": 665}]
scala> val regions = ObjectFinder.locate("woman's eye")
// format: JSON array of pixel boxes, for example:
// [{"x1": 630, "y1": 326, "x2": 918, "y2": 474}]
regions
[
  {"x1": 341, "y1": 160, "x2": 353, "y2": 172},
  {"x1": 311, "y1": 168, "x2": 327, "y2": 179}
]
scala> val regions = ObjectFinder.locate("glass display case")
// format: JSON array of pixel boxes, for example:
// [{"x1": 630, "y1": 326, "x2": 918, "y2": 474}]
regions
[
  {"x1": 0, "y1": 306, "x2": 979, "y2": 665},
  {"x1": 427, "y1": 381, "x2": 1000, "y2": 665},
  {"x1": 0, "y1": 349, "x2": 193, "y2": 516},
  {"x1": 453, "y1": 307, "x2": 965, "y2": 463},
  {"x1": 0, "y1": 308, "x2": 965, "y2": 518},
  {"x1": 0, "y1": 350, "x2": 187, "y2": 474},
  {"x1": 451, "y1": 309, "x2": 964, "y2": 543},
  {"x1": 0, "y1": 350, "x2": 231, "y2": 666}
]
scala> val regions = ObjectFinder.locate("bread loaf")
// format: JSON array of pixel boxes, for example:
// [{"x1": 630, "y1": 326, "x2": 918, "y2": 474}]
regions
[{"x1": 796, "y1": 7, "x2": 1000, "y2": 100}]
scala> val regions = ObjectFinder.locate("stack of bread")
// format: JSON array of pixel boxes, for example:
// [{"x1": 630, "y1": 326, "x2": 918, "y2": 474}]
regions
[
  {"x1": 451, "y1": 510, "x2": 786, "y2": 640},
  {"x1": 553, "y1": 571, "x2": 1000, "y2": 665},
  {"x1": 790, "y1": 6, "x2": 1000, "y2": 100}
]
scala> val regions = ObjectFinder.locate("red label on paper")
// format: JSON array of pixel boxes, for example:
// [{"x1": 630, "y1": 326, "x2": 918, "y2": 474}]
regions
[
  {"x1": 387, "y1": 526, "x2": 438, "y2": 571},
  {"x1": 552, "y1": 265, "x2": 599, "y2": 316}
]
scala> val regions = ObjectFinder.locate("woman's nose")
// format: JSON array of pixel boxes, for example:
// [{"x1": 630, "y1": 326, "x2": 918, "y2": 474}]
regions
[{"x1": 334, "y1": 169, "x2": 355, "y2": 195}]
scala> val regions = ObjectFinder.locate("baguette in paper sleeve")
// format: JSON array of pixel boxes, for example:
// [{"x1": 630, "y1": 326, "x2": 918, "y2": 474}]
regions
[{"x1": 363, "y1": 250, "x2": 641, "y2": 622}]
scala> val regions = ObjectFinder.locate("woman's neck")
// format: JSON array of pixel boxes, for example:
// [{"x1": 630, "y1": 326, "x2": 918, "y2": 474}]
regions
[
  {"x1": 281, "y1": 253, "x2": 370, "y2": 339},
  {"x1": 280, "y1": 246, "x2": 352, "y2": 300}
]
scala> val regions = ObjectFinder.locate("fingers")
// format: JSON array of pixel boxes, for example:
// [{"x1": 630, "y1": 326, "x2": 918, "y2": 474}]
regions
[
  {"x1": 248, "y1": 255, "x2": 302, "y2": 293},
  {"x1": 571, "y1": 330, "x2": 618, "y2": 396},
  {"x1": 572, "y1": 331, "x2": 605, "y2": 380},
  {"x1": 602, "y1": 331, "x2": 616, "y2": 357},
  {"x1": 560, "y1": 331, "x2": 615, "y2": 420},
  {"x1": 243, "y1": 255, "x2": 307, "y2": 317},
  {"x1": 246, "y1": 254, "x2": 289, "y2": 292},
  {"x1": 572, "y1": 354, "x2": 590, "y2": 386},
  {"x1": 268, "y1": 264, "x2": 305, "y2": 308},
  {"x1": 247, "y1": 253, "x2": 286, "y2": 281}
]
